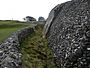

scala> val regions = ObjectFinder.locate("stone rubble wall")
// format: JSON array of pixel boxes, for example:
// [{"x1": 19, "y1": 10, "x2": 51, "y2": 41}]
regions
[
  {"x1": 43, "y1": 3, "x2": 65, "y2": 38},
  {"x1": 0, "y1": 27, "x2": 34, "y2": 68},
  {"x1": 44, "y1": 0, "x2": 90, "y2": 68}
]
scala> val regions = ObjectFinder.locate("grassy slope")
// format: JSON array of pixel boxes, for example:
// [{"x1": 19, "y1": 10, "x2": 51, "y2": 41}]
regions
[
  {"x1": 21, "y1": 25, "x2": 56, "y2": 68},
  {"x1": 0, "y1": 20, "x2": 31, "y2": 43}
]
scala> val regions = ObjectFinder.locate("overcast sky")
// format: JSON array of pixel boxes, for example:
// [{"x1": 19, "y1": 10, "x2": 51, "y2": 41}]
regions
[{"x1": 0, "y1": 0, "x2": 70, "y2": 21}]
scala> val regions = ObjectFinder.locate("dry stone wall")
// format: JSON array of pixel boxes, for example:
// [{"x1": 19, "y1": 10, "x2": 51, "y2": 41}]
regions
[
  {"x1": 44, "y1": 0, "x2": 90, "y2": 68},
  {"x1": 0, "y1": 27, "x2": 34, "y2": 68},
  {"x1": 43, "y1": 3, "x2": 65, "y2": 38}
]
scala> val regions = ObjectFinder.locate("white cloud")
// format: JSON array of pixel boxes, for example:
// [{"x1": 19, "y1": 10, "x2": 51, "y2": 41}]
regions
[{"x1": 0, "y1": 0, "x2": 70, "y2": 21}]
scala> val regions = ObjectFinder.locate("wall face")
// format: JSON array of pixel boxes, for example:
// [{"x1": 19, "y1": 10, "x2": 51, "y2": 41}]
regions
[
  {"x1": 43, "y1": 3, "x2": 65, "y2": 38},
  {"x1": 0, "y1": 27, "x2": 34, "y2": 68},
  {"x1": 45, "y1": 0, "x2": 90, "y2": 68}
]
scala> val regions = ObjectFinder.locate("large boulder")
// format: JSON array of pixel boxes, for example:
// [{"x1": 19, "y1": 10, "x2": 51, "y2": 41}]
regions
[{"x1": 44, "y1": 0, "x2": 90, "y2": 68}]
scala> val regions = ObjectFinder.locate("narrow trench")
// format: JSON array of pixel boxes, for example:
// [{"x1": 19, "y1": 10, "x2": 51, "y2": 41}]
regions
[{"x1": 20, "y1": 25, "x2": 57, "y2": 68}]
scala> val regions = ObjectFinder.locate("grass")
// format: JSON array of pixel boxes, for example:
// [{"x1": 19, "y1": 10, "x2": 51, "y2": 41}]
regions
[
  {"x1": 21, "y1": 25, "x2": 56, "y2": 68},
  {"x1": 0, "y1": 20, "x2": 56, "y2": 68},
  {"x1": 0, "y1": 20, "x2": 31, "y2": 43}
]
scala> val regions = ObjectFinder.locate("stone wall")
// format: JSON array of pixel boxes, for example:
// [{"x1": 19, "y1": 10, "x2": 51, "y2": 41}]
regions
[
  {"x1": 43, "y1": 3, "x2": 65, "y2": 38},
  {"x1": 44, "y1": 0, "x2": 90, "y2": 68},
  {"x1": 0, "y1": 27, "x2": 34, "y2": 68}
]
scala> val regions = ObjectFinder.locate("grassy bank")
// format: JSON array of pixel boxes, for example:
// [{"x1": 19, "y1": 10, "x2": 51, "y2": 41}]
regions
[
  {"x1": 0, "y1": 20, "x2": 31, "y2": 43},
  {"x1": 21, "y1": 25, "x2": 56, "y2": 68}
]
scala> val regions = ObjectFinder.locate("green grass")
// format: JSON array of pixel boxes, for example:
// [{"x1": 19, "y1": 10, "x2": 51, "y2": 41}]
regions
[
  {"x1": 21, "y1": 25, "x2": 56, "y2": 68},
  {"x1": 0, "y1": 20, "x2": 56, "y2": 68},
  {"x1": 0, "y1": 20, "x2": 31, "y2": 43}
]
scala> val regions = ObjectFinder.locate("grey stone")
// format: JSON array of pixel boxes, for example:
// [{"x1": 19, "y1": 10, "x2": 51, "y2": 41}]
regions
[
  {"x1": 0, "y1": 27, "x2": 34, "y2": 68},
  {"x1": 0, "y1": 51, "x2": 3, "y2": 56},
  {"x1": 44, "y1": 0, "x2": 90, "y2": 68},
  {"x1": 43, "y1": 3, "x2": 65, "y2": 38}
]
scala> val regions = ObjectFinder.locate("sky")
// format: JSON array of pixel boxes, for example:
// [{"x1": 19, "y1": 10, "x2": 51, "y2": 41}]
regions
[{"x1": 0, "y1": 0, "x2": 70, "y2": 21}]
